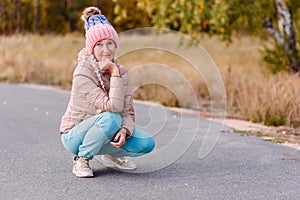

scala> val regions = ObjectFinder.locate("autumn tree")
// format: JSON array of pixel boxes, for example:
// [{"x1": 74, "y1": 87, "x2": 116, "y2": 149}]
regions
[
  {"x1": 264, "y1": 0, "x2": 300, "y2": 72},
  {"x1": 136, "y1": 0, "x2": 300, "y2": 73},
  {"x1": 1, "y1": 0, "x2": 299, "y2": 72},
  {"x1": 111, "y1": 0, "x2": 151, "y2": 31}
]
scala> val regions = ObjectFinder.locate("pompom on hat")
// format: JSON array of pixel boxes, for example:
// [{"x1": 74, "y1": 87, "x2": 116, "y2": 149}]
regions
[{"x1": 81, "y1": 7, "x2": 119, "y2": 54}]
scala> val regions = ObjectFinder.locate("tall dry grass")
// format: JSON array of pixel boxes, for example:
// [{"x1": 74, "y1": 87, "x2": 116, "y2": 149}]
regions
[
  {"x1": 0, "y1": 34, "x2": 84, "y2": 88},
  {"x1": 201, "y1": 36, "x2": 300, "y2": 127},
  {"x1": 224, "y1": 68, "x2": 300, "y2": 127},
  {"x1": 1, "y1": 34, "x2": 300, "y2": 127},
  {"x1": 117, "y1": 46, "x2": 209, "y2": 109}
]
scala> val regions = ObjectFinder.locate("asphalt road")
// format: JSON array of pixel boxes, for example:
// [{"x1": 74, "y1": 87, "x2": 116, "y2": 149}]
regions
[{"x1": 0, "y1": 83, "x2": 299, "y2": 200}]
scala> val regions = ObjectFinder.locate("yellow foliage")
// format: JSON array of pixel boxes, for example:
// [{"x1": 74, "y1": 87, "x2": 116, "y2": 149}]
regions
[
  {"x1": 198, "y1": 1, "x2": 205, "y2": 13},
  {"x1": 214, "y1": 0, "x2": 221, "y2": 4},
  {"x1": 114, "y1": 4, "x2": 120, "y2": 14}
]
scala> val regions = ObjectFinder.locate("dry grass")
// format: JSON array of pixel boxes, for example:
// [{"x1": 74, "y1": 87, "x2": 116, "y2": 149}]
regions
[
  {"x1": 117, "y1": 44, "x2": 209, "y2": 109},
  {"x1": 0, "y1": 34, "x2": 84, "y2": 88},
  {"x1": 1, "y1": 34, "x2": 300, "y2": 127},
  {"x1": 201, "y1": 36, "x2": 300, "y2": 127},
  {"x1": 224, "y1": 68, "x2": 300, "y2": 127}
]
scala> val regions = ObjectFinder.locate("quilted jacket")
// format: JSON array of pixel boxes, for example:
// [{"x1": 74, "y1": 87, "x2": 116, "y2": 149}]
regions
[{"x1": 60, "y1": 55, "x2": 135, "y2": 135}]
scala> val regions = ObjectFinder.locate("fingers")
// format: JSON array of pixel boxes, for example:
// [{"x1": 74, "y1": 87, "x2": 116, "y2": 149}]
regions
[
  {"x1": 110, "y1": 139, "x2": 125, "y2": 148},
  {"x1": 99, "y1": 60, "x2": 115, "y2": 71},
  {"x1": 113, "y1": 132, "x2": 121, "y2": 142},
  {"x1": 110, "y1": 132, "x2": 126, "y2": 148}
]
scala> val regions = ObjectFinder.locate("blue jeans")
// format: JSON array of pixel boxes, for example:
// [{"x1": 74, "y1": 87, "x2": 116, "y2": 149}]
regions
[{"x1": 61, "y1": 112, "x2": 155, "y2": 159}]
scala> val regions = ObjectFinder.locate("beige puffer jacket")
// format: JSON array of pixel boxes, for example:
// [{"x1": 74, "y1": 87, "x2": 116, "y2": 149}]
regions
[{"x1": 60, "y1": 55, "x2": 135, "y2": 135}]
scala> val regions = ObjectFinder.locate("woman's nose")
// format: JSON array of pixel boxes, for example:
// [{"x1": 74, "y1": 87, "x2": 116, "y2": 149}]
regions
[{"x1": 103, "y1": 44, "x2": 109, "y2": 52}]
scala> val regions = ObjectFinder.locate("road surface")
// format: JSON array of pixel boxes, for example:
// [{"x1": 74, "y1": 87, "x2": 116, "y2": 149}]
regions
[{"x1": 0, "y1": 83, "x2": 299, "y2": 200}]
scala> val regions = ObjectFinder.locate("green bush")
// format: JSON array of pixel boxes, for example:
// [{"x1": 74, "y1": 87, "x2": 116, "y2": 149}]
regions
[
  {"x1": 264, "y1": 107, "x2": 286, "y2": 126},
  {"x1": 263, "y1": 44, "x2": 291, "y2": 74}
]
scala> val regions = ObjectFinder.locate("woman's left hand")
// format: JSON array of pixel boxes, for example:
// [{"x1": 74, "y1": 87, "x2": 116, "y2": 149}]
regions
[
  {"x1": 99, "y1": 60, "x2": 120, "y2": 76},
  {"x1": 110, "y1": 128, "x2": 126, "y2": 148}
]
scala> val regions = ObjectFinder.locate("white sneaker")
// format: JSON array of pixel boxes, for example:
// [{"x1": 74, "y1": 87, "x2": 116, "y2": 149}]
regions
[
  {"x1": 72, "y1": 157, "x2": 94, "y2": 178},
  {"x1": 99, "y1": 155, "x2": 137, "y2": 170}
]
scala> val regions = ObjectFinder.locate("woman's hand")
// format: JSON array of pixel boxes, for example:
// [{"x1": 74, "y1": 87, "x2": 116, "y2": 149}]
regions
[
  {"x1": 110, "y1": 128, "x2": 127, "y2": 148},
  {"x1": 99, "y1": 59, "x2": 120, "y2": 76}
]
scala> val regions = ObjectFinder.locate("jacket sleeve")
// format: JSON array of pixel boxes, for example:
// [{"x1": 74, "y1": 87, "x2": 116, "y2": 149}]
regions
[
  {"x1": 73, "y1": 71, "x2": 125, "y2": 113},
  {"x1": 120, "y1": 72, "x2": 135, "y2": 136}
]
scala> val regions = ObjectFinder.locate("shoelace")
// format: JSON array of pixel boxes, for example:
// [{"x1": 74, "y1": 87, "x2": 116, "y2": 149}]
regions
[
  {"x1": 76, "y1": 158, "x2": 90, "y2": 169},
  {"x1": 116, "y1": 157, "x2": 129, "y2": 164}
]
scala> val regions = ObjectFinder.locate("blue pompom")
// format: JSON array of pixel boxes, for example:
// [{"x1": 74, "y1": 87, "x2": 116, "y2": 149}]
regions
[{"x1": 85, "y1": 15, "x2": 112, "y2": 31}]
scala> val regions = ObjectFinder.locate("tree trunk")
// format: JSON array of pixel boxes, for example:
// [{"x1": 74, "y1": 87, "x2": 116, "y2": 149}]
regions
[
  {"x1": 275, "y1": 0, "x2": 296, "y2": 53},
  {"x1": 40, "y1": 0, "x2": 47, "y2": 33},
  {"x1": 93, "y1": 0, "x2": 99, "y2": 7},
  {"x1": 9, "y1": 0, "x2": 13, "y2": 33},
  {"x1": 1, "y1": 0, "x2": 6, "y2": 34},
  {"x1": 57, "y1": 0, "x2": 61, "y2": 24},
  {"x1": 15, "y1": 0, "x2": 21, "y2": 33},
  {"x1": 276, "y1": 0, "x2": 299, "y2": 72},
  {"x1": 264, "y1": 17, "x2": 287, "y2": 49},
  {"x1": 264, "y1": 0, "x2": 300, "y2": 72},
  {"x1": 34, "y1": 0, "x2": 40, "y2": 33}
]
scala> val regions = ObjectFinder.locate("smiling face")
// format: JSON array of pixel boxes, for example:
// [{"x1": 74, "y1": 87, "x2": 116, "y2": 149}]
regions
[{"x1": 93, "y1": 39, "x2": 116, "y2": 61}]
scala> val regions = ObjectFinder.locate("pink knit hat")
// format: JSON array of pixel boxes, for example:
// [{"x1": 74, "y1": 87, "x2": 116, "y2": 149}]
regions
[{"x1": 83, "y1": 11, "x2": 118, "y2": 54}]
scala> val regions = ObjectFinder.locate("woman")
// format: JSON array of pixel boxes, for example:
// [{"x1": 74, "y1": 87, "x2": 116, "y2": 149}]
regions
[{"x1": 60, "y1": 7, "x2": 155, "y2": 178}]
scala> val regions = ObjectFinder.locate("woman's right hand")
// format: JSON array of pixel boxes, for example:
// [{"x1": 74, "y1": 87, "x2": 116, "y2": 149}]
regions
[{"x1": 110, "y1": 128, "x2": 127, "y2": 148}]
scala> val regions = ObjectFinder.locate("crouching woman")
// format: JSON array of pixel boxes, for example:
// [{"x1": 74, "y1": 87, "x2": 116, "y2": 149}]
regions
[{"x1": 60, "y1": 6, "x2": 155, "y2": 178}]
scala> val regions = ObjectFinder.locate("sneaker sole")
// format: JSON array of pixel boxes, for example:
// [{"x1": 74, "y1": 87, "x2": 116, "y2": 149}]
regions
[
  {"x1": 99, "y1": 156, "x2": 137, "y2": 171},
  {"x1": 72, "y1": 168, "x2": 94, "y2": 178}
]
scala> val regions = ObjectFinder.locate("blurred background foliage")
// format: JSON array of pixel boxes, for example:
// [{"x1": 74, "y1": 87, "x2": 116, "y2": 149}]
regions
[
  {"x1": 0, "y1": 0, "x2": 299, "y2": 73},
  {"x1": 135, "y1": 0, "x2": 300, "y2": 73},
  {"x1": 0, "y1": 0, "x2": 150, "y2": 34}
]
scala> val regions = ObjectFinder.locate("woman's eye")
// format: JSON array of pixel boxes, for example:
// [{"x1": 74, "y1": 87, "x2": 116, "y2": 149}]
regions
[
  {"x1": 107, "y1": 41, "x2": 113, "y2": 46},
  {"x1": 97, "y1": 43, "x2": 103, "y2": 47}
]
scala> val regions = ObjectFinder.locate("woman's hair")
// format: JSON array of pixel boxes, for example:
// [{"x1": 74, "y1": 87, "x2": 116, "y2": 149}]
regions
[
  {"x1": 94, "y1": 68, "x2": 107, "y2": 93},
  {"x1": 81, "y1": 6, "x2": 101, "y2": 22}
]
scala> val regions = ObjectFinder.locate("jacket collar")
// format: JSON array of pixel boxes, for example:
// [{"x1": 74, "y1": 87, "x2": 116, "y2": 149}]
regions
[{"x1": 87, "y1": 55, "x2": 98, "y2": 70}]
